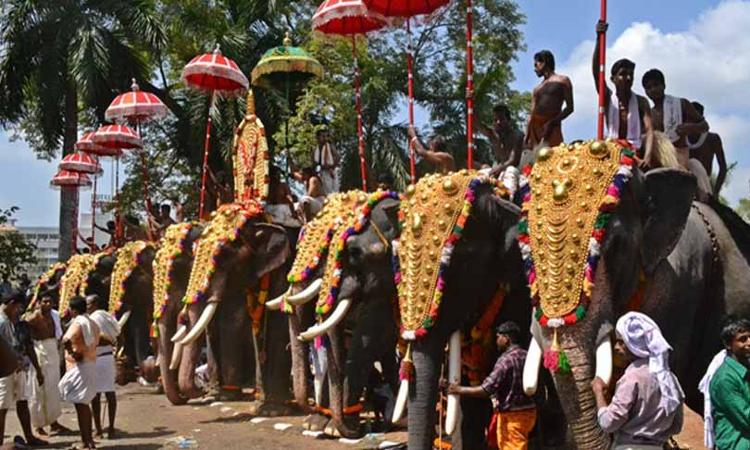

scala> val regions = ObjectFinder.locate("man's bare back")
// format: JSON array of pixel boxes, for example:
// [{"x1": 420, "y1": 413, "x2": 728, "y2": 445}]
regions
[
  {"x1": 27, "y1": 310, "x2": 56, "y2": 341},
  {"x1": 690, "y1": 132, "x2": 727, "y2": 194}
]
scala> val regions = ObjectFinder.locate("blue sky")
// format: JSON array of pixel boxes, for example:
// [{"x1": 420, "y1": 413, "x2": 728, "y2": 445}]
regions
[{"x1": 3, "y1": 0, "x2": 749, "y2": 226}]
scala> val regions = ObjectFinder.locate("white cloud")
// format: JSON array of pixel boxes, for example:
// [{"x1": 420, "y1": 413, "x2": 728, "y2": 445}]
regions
[{"x1": 556, "y1": 0, "x2": 750, "y2": 206}]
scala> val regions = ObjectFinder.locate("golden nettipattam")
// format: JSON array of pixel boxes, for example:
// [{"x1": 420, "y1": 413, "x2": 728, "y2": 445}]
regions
[{"x1": 108, "y1": 240, "x2": 153, "y2": 314}]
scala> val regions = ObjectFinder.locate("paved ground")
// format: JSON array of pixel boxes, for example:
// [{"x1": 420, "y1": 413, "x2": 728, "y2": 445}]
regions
[{"x1": 3, "y1": 383, "x2": 704, "y2": 449}]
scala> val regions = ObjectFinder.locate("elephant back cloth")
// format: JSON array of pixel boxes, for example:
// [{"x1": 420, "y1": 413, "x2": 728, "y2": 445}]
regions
[
  {"x1": 59, "y1": 253, "x2": 105, "y2": 317},
  {"x1": 517, "y1": 139, "x2": 636, "y2": 372},
  {"x1": 231, "y1": 90, "x2": 269, "y2": 206},
  {"x1": 394, "y1": 170, "x2": 497, "y2": 341},
  {"x1": 183, "y1": 202, "x2": 263, "y2": 305},
  {"x1": 27, "y1": 262, "x2": 66, "y2": 312},
  {"x1": 151, "y1": 222, "x2": 198, "y2": 335},
  {"x1": 315, "y1": 190, "x2": 401, "y2": 316},
  {"x1": 286, "y1": 190, "x2": 367, "y2": 286},
  {"x1": 109, "y1": 240, "x2": 154, "y2": 315}
]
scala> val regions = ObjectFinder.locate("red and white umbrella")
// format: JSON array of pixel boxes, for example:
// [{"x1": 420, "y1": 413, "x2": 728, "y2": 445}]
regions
[
  {"x1": 363, "y1": 0, "x2": 449, "y2": 183},
  {"x1": 105, "y1": 79, "x2": 168, "y2": 123},
  {"x1": 59, "y1": 152, "x2": 102, "y2": 174},
  {"x1": 313, "y1": 0, "x2": 386, "y2": 192},
  {"x1": 92, "y1": 124, "x2": 142, "y2": 149},
  {"x1": 181, "y1": 44, "x2": 249, "y2": 220},
  {"x1": 75, "y1": 132, "x2": 122, "y2": 157},
  {"x1": 50, "y1": 170, "x2": 92, "y2": 189}
]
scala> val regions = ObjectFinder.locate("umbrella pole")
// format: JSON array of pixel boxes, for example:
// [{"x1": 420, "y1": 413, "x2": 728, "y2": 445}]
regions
[
  {"x1": 72, "y1": 187, "x2": 79, "y2": 254},
  {"x1": 407, "y1": 18, "x2": 416, "y2": 185},
  {"x1": 285, "y1": 73, "x2": 291, "y2": 183},
  {"x1": 136, "y1": 120, "x2": 155, "y2": 241},
  {"x1": 91, "y1": 168, "x2": 97, "y2": 243},
  {"x1": 199, "y1": 90, "x2": 216, "y2": 221},
  {"x1": 353, "y1": 35, "x2": 368, "y2": 192},
  {"x1": 466, "y1": 0, "x2": 474, "y2": 170},
  {"x1": 597, "y1": 0, "x2": 608, "y2": 140},
  {"x1": 115, "y1": 156, "x2": 122, "y2": 245}
]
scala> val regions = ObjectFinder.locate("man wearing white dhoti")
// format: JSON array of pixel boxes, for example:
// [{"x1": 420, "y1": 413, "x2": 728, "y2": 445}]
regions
[
  {"x1": 86, "y1": 294, "x2": 120, "y2": 439},
  {"x1": 26, "y1": 291, "x2": 71, "y2": 436},
  {"x1": 59, "y1": 296, "x2": 99, "y2": 450},
  {"x1": 0, "y1": 290, "x2": 47, "y2": 447}
]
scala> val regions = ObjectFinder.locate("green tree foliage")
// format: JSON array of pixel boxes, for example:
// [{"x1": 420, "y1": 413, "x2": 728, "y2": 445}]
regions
[{"x1": 0, "y1": 207, "x2": 37, "y2": 279}]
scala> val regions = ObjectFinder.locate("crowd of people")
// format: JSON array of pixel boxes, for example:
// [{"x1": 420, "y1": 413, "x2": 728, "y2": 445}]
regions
[{"x1": 0, "y1": 289, "x2": 120, "y2": 449}]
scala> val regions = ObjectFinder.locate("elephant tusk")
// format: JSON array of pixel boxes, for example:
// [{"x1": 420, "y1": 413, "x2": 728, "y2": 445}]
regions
[
  {"x1": 265, "y1": 287, "x2": 291, "y2": 310},
  {"x1": 391, "y1": 379, "x2": 409, "y2": 423},
  {"x1": 286, "y1": 278, "x2": 322, "y2": 306},
  {"x1": 117, "y1": 311, "x2": 131, "y2": 331},
  {"x1": 445, "y1": 331, "x2": 461, "y2": 436},
  {"x1": 297, "y1": 299, "x2": 352, "y2": 342},
  {"x1": 522, "y1": 337, "x2": 543, "y2": 396},
  {"x1": 169, "y1": 341, "x2": 183, "y2": 371},
  {"x1": 179, "y1": 303, "x2": 218, "y2": 345},
  {"x1": 171, "y1": 325, "x2": 187, "y2": 343},
  {"x1": 595, "y1": 334, "x2": 613, "y2": 386}
]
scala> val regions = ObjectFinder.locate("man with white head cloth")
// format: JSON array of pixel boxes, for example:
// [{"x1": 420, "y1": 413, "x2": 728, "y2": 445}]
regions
[{"x1": 591, "y1": 312, "x2": 684, "y2": 450}]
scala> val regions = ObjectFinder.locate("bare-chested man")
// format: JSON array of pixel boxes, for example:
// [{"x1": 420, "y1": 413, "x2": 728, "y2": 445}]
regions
[
  {"x1": 688, "y1": 101, "x2": 727, "y2": 197},
  {"x1": 594, "y1": 21, "x2": 654, "y2": 167},
  {"x1": 642, "y1": 68, "x2": 709, "y2": 168},
  {"x1": 26, "y1": 293, "x2": 69, "y2": 436},
  {"x1": 477, "y1": 104, "x2": 524, "y2": 175},
  {"x1": 408, "y1": 125, "x2": 456, "y2": 175},
  {"x1": 525, "y1": 50, "x2": 574, "y2": 149}
]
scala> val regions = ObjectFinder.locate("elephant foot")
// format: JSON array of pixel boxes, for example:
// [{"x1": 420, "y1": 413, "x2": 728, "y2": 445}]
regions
[
  {"x1": 248, "y1": 400, "x2": 296, "y2": 417},
  {"x1": 327, "y1": 416, "x2": 362, "y2": 440},
  {"x1": 216, "y1": 387, "x2": 244, "y2": 402},
  {"x1": 302, "y1": 413, "x2": 330, "y2": 432},
  {"x1": 323, "y1": 421, "x2": 342, "y2": 438}
]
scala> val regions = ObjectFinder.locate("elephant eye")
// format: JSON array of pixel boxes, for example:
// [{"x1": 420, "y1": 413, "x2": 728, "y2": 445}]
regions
[{"x1": 348, "y1": 245, "x2": 364, "y2": 262}]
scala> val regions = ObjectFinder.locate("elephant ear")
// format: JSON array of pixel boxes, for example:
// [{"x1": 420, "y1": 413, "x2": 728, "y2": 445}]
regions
[
  {"x1": 640, "y1": 168, "x2": 696, "y2": 274},
  {"x1": 491, "y1": 197, "x2": 522, "y2": 260},
  {"x1": 248, "y1": 222, "x2": 290, "y2": 278},
  {"x1": 379, "y1": 198, "x2": 401, "y2": 240}
]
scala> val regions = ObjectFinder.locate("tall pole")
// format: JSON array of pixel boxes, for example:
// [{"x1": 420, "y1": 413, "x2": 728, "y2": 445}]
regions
[
  {"x1": 353, "y1": 35, "x2": 368, "y2": 192},
  {"x1": 91, "y1": 164, "x2": 97, "y2": 242},
  {"x1": 466, "y1": 0, "x2": 474, "y2": 170},
  {"x1": 136, "y1": 120, "x2": 155, "y2": 241},
  {"x1": 407, "y1": 18, "x2": 416, "y2": 184},
  {"x1": 199, "y1": 91, "x2": 216, "y2": 221},
  {"x1": 115, "y1": 156, "x2": 122, "y2": 245},
  {"x1": 597, "y1": 0, "x2": 608, "y2": 140}
]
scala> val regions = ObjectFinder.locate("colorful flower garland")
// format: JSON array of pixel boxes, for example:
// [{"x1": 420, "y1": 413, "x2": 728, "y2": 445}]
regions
[
  {"x1": 59, "y1": 254, "x2": 98, "y2": 317},
  {"x1": 394, "y1": 174, "x2": 493, "y2": 340},
  {"x1": 314, "y1": 191, "x2": 401, "y2": 316},
  {"x1": 232, "y1": 112, "x2": 270, "y2": 207},
  {"x1": 184, "y1": 202, "x2": 262, "y2": 305},
  {"x1": 109, "y1": 241, "x2": 154, "y2": 314},
  {"x1": 517, "y1": 140, "x2": 636, "y2": 372},
  {"x1": 461, "y1": 284, "x2": 507, "y2": 386},
  {"x1": 246, "y1": 273, "x2": 271, "y2": 335},
  {"x1": 152, "y1": 223, "x2": 197, "y2": 332}
]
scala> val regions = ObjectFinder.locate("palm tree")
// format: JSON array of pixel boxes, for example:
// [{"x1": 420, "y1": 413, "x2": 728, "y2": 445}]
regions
[{"x1": 0, "y1": 0, "x2": 165, "y2": 260}]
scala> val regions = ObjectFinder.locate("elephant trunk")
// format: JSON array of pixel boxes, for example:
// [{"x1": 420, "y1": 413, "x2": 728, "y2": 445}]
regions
[
  {"x1": 552, "y1": 332, "x2": 611, "y2": 450},
  {"x1": 407, "y1": 338, "x2": 444, "y2": 450},
  {"x1": 288, "y1": 310, "x2": 312, "y2": 411},
  {"x1": 157, "y1": 319, "x2": 187, "y2": 405},
  {"x1": 177, "y1": 306, "x2": 205, "y2": 399}
]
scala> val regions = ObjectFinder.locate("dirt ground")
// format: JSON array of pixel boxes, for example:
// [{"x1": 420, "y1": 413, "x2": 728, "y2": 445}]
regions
[{"x1": 3, "y1": 383, "x2": 705, "y2": 449}]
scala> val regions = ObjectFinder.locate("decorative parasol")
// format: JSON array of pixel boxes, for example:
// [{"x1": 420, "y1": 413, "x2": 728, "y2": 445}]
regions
[
  {"x1": 106, "y1": 79, "x2": 171, "y2": 240},
  {"x1": 93, "y1": 124, "x2": 143, "y2": 244},
  {"x1": 51, "y1": 170, "x2": 92, "y2": 254},
  {"x1": 252, "y1": 33, "x2": 324, "y2": 180},
  {"x1": 313, "y1": 0, "x2": 386, "y2": 192},
  {"x1": 363, "y1": 0, "x2": 449, "y2": 183},
  {"x1": 76, "y1": 132, "x2": 119, "y2": 245},
  {"x1": 59, "y1": 153, "x2": 102, "y2": 174},
  {"x1": 181, "y1": 44, "x2": 249, "y2": 220}
]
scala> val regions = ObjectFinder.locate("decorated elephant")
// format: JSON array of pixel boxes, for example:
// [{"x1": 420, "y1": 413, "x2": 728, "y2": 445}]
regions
[
  {"x1": 27, "y1": 262, "x2": 67, "y2": 311},
  {"x1": 151, "y1": 222, "x2": 203, "y2": 405},
  {"x1": 276, "y1": 190, "x2": 403, "y2": 438},
  {"x1": 519, "y1": 140, "x2": 750, "y2": 449},
  {"x1": 174, "y1": 202, "x2": 293, "y2": 410},
  {"x1": 58, "y1": 250, "x2": 116, "y2": 320},
  {"x1": 108, "y1": 240, "x2": 157, "y2": 380}
]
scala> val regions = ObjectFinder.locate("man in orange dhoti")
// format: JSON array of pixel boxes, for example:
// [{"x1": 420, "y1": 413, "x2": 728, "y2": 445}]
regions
[{"x1": 525, "y1": 50, "x2": 574, "y2": 150}]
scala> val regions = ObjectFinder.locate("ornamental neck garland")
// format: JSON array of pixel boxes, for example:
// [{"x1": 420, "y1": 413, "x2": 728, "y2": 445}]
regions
[
  {"x1": 153, "y1": 223, "x2": 197, "y2": 323},
  {"x1": 287, "y1": 191, "x2": 367, "y2": 284},
  {"x1": 184, "y1": 202, "x2": 262, "y2": 305},
  {"x1": 315, "y1": 190, "x2": 401, "y2": 316},
  {"x1": 109, "y1": 240, "x2": 154, "y2": 314},
  {"x1": 518, "y1": 140, "x2": 636, "y2": 328},
  {"x1": 394, "y1": 171, "x2": 492, "y2": 340},
  {"x1": 59, "y1": 254, "x2": 98, "y2": 315},
  {"x1": 28, "y1": 262, "x2": 66, "y2": 311}
]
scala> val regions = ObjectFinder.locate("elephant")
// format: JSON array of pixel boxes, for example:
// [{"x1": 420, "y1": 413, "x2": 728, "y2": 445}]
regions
[
  {"x1": 27, "y1": 262, "x2": 67, "y2": 311},
  {"x1": 151, "y1": 223, "x2": 204, "y2": 405},
  {"x1": 519, "y1": 141, "x2": 750, "y2": 449},
  {"x1": 290, "y1": 191, "x2": 403, "y2": 439},
  {"x1": 174, "y1": 203, "x2": 293, "y2": 411},
  {"x1": 108, "y1": 241, "x2": 157, "y2": 381}
]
